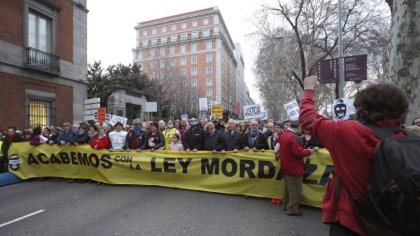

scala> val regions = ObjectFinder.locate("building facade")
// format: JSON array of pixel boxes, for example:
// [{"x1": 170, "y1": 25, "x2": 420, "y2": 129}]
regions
[
  {"x1": 0, "y1": 0, "x2": 88, "y2": 128},
  {"x1": 133, "y1": 7, "x2": 237, "y2": 117}
]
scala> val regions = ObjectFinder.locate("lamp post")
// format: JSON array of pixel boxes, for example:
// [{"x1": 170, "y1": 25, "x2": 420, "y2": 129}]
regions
[{"x1": 337, "y1": 0, "x2": 345, "y2": 98}]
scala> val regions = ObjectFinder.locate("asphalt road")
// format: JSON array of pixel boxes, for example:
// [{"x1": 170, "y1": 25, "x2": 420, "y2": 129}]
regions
[{"x1": 0, "y1": 180, "x2": 328, "y2": 236}]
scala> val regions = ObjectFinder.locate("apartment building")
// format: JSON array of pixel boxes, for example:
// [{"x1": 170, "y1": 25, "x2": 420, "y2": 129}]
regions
[
  {"x1": 0, "y1": 0, "x2": 88, "y2": 128},
  {"x1": 133, "y1": 7, "x2": 237, "y2": 116}
]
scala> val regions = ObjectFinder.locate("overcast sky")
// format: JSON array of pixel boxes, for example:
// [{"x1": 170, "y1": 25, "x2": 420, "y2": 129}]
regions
[{"x1": 87, "y1": 0, "x2": 274, "y2": 104}]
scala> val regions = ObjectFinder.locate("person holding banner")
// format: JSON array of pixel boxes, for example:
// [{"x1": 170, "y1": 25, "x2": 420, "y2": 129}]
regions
[
  {"x1": 183, "y1": 118, "x2": 205, "y2": 151},
  {"x1": 143, "y1": 122, "x2": 165, "y2": 151},
  {"x1": 57, "y1": 122, "x2": 75, "y2": 145},
  {"x1": 220, "y1": 119, "x2": 242, "y2": 152},
  {"x1": 160, "y1": 120, "x2": 180, "y2": 150},
  {"x1": 280, "y1": 120, "x2": 318, "y2": 216},
  {"x1": 242, "y1": 120, "x2": 267, "y2": 152},
  {"x1": 90, "y1": 127, "x2": 109, "y2": 150},
  {"x1": 299, "y1": 76, "x2": 410, "y2": 235},
  {"x1": 125, "y1": 119, "x2": 147, "y2": 151},
  {"x1": 108, "y1": 122, "x2": 127, "y2": 151},
  {"x1": 1, "y1": 127, "x2": 23, "y2": 172},
  {"x1": 203, "y1": 122, "x2": 223, "y2": 153}
]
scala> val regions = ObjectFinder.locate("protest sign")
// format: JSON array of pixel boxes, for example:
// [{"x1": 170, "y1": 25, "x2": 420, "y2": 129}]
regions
[
  {"x1": 109, "y1": 115, "x2": 128, "y2": 126},
  {"x1": 181, "y1": 114, "x2": 188, "y2": 121},
  {"x1": 199, "y1": 98, "x2": 208, "y2": 111},
  {"x1": 332, "y1": 98, "x2": 356, "y2": 120},
  {"x1": 283, "y1": 100, "x2": 299, "y2": 120},
  {"x1": 243, "y1": 104, "x2": 262, "y2": 119},
  {"x1": 211, "y1": 104, "x2": 222, "y2": 118}
]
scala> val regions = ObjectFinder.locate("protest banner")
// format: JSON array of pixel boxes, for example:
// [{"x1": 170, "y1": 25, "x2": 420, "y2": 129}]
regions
[
  {"x1": 9, "y1": 143, "x2": 334, "y2": 208},
  {"x1": 181, "y1": 114, "x2": 188, "y2": 121},
  {"x1": 243, "y1": 104, "x2": 262, "y2": 119},
  {"x1": 199, "y1": 98, "x2": 208, "y2": 111},
  {"x1": 109, "y1": 115, "x2": 128, "y2": 126},
  {"x1": 97, "y1": 108, "x2": 107, "y2": 123},
  {"x1": 211, "y1": 104, "x2": 222, "y2": 118},
  {"x1": 283, "y1": 100, "x2": 299, "y2": 120},
  {"x1": 332, "y1": 98, "x2": 356, "y2": 121}
]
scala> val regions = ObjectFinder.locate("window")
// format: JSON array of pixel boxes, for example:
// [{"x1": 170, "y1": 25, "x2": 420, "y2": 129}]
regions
[
  {"x1": 170, "y1": 58, "x2": 176, "y2": 67},
  {"x1": 180, "y1": 44, "x2": 186, "y2": 54},
  {"x1": 207, "y1": 89, "x2": 213, "y2": 97},
  {"x1": 161, "y1": 27, "x2": 166, "y2": 33},
  {"x1": 142, "y1": 40, "x2": 148, "y2": 47},
  {"x1": 192, "y1": 31, "x2": 199, "y2": 39},
  {"x1": 143, "y1": 30, "x2": 148, "y2": 36},
  {"x1": 152, "y1": 28, "x2": 157, "y2": 34},
  {"x1": 171, "y1": 24, "x2": 177, "y2": 31},
  {"x1": 160, "y1": 47, "x2": 166, "y2": 56},
  {"x1": 26, "y1": 94, "x2": 55, "y2": 127},
  {"x1": 170, "y1": 35, "x2": 177, "y2": 43},
  {"x1": 170, "y1": 46, "x2": 176, "y2": 55},
  {"x1": 181, "y1": 33, "x2": 188, "y2": 41},
  {"x1": 206, "y1": 41, "x2": 212, "y2": 50},
  {"x1": 191, "y1": 55, "x2": 197, "y2": 64},
  {"x1": 206, "y1": 53, "x2": 212, "y2": 62},
  {"x1": 136, "y1": 51, "x2": 143, "y2": 60},
  {"x1": 180, "y1": 67, "x2": 186, "y2": 76},
  {"x1": 182, "y1": 23, "x2": 187, "y2": 29},
  {"x1": 161, "y1": 36, "x2": 167, "y2": 44},
  {"x1": 207, "y1": 78, "x2": 213, "y2": 86},
  {"x1": 203, "y1": 18, "x2": 209, "y2": 25},
  {"x1": 160, "y1": 59, "x2": 166, "y2": 68},
  {"x1": 152, "y1": 38, "x2": 157, "y2": 46},
  {"x1": 192, "y1": 20, "x2": 197, "y2": 27},
  {"x1": 206, "y1": 66, "x2": 213, "y2": 74},
  {"x1": 192, "y1": 79, "x2": 198, "y2": 87},
  {"x1": 150, "y1": 49, "x2": 156, "y2": 57},
  {"x1": 150, "y1": 62, "x2": 156, "y2": 69},
  {"x1": 191, "y1": 43, "x2": 197, "y2": 52},
  {"x1": 191, "y1": 67, "x2": 197, "y2": 76},
  {"x1": 28, "y1": 11, "x2": 51, "y2": 52},
  {"x1": 180, "y1": 56, "x2": 186, "y2": 65},
  {"x1": 203, "y1": 29, "x2": 210, "y2": 37}
]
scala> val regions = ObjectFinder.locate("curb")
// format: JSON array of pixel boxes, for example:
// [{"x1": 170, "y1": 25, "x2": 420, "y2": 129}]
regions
[{"x1": 0, "y1": 172, "x2": 22, "y2": 187}]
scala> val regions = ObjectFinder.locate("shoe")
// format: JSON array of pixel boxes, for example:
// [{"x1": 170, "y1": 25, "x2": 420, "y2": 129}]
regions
[{"x1": 287, "y1": 211, "x2": 303, "y2": 216}]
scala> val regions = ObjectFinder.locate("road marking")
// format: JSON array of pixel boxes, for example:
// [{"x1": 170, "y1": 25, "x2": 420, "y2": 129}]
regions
[{"x1": 0, "y1": 209, "x2": 45, "y2": 228}]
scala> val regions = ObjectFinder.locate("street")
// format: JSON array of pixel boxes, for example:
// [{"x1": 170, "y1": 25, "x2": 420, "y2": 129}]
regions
[{"x1": 0, "y1": 180, "x2": 328, "y2": 236}]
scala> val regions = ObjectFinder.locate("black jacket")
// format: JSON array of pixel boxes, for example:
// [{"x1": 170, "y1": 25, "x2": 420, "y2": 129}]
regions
[
  {"x1": 242, "y1": 130, "x2": 268, "y2": 150},
  {"x1": 203, "y1": 130, "x2": 223, "y2": 151},
  {"x1": 142, "y1": 132, "x2": 165, "y2": 150},
  {"x1": 1, "y1": 133, "x2": 23, "y2": 158},
  {"x1": 125, "y1": 130, "x2": 148, "y2": 150},
  {"x1": 183, "y1": 128, "x2": 205, "y2": 150},
  {"x1": 71, "y1": 132, "x2": 89, "y2": 145},
  {"x1": 221, "y1": 130, "x2": 242, "y2": 151}
]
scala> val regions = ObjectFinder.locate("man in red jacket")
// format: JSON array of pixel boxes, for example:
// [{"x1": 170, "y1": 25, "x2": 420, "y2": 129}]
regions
[
  {"x1": 299, "y1": 76, "x2": 409, "y2": 235},
  {"x1": 280, "y1": 120, "x2": 318, "y2": 216}
]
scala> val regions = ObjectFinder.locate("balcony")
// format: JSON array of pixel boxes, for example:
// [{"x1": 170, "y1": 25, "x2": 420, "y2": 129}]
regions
[{"x1": 24, "y1": 47, "x2": 60, "y2": 75}]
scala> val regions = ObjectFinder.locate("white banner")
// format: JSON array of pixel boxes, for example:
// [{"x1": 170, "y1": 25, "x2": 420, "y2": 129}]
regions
[
  {"x1": 199, "y1": 98, "x2": 208, "y2": 111},
  {"x1": 243, "y1": 104, "x2": 262, "y2": 119},
  {"x1": 332, "y1": 97, "x2": 356, "y2": 121},
  {"x1": 283, "y1": 100, "x2": 299, "y2": 120},
  {"x1": 109, "y1": 115, "x2": 128, "y2": 126},
  {"x1": 145, "y1": 102, "x2": 157, "y2": 112},
  {"x1": 181, "y1": 114, "x2": 188, "y2": 121}
]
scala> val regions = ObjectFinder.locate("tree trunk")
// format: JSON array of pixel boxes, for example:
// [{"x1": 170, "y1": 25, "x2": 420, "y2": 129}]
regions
[{"x1": 387, "y1": 0, "x2": 420, "y2": 125}]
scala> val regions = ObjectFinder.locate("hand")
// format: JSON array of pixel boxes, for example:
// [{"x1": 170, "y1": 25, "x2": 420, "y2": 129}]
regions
[
  {"x1": 60, "y1": 141, "x2": 66, "y2": 145},
  {"x1": 220, "y1": 150, "x2": 226, "y2": 154},
  {"x1": 192, "y1": 148, "x2": 198, "y2": 152},
  {"x1": 260, "y1": 149, "x2": 265, "y2": 152},
  {"x1": 186, "y1": 148, "x2": 191, "y2": 152},
  {"x1": 126, "y1": 149, "x2": 131, "y2": 152},
  {"x1": 313, "y1": 147, "x2": 320, "y2": 152},
  {"x1": 48, "y1": 141, "x2": 53, "y2": 144},
  {"x1": 94, "y1": 145, "x2": 98, "y2": 149},
  {"x1": 212, "y1": 150, "x2": 217, "y2": 154},
  {"x1": 304, "y1": 76, "x2": 319, "y2": 90},
  {"x1": 252, "y1": 147, "x2": 258, "y2": 152},
  {"x1": 136, "y1": 149, "x2": 141, "y2": 152},
  {"x1": 109, "y1": 148, "x2": 113, "y2": 152},
  {"x1": 243, "y1": 147, "x2": 250, "y2": 151},
  {"x1": 233, "y1": 149, "x2": 238, "y2": 153},
  {"x1": 74, "y1": 142, "x2": 79, "y2": 146},
  {"x1": 151, "y1": 149, "x2": 155, "y2": 152}
]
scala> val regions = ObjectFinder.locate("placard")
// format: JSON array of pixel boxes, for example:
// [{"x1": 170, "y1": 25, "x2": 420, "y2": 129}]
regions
[
  {"x1": 199, "y1": 98, "x2": 208, "y2": 111},
  {"x1": 283, "y1": 100, "x2": 299, "y2": 120},
  {"x1": 243, "y1": 104, "x2": 262, "y2": 119},
  {"x1": 332, "y1": 98, "x2": 356, "y2": 120},
  {"x1": 211, "y1": 104, "x2": 222, "y2": 118}
]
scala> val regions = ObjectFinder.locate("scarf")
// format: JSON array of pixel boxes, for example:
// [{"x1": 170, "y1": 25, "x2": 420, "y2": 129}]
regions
[{"x1": 133, "y1": 128, "x2": 142, "y2": 136}]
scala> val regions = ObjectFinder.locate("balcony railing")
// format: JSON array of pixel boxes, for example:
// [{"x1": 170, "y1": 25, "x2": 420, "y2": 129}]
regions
[{"x1": 24, "y1": 47, "x2": 60, "y2": 74}]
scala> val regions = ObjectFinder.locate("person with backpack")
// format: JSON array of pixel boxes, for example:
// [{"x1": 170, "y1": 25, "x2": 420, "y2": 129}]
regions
[{"x1": 299, "y1": 76, "x2": 420, "y2": 236}]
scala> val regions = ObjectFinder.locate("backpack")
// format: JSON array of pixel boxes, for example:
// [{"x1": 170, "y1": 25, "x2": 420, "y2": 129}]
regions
[{"x1": 359, "y1": 125, "x2": 420, "y2": 236}]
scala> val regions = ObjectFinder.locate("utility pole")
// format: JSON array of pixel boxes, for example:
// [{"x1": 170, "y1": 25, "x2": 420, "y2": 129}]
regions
[{"x1": 337, "y1": 0, "x2": 345, "y2": 99}]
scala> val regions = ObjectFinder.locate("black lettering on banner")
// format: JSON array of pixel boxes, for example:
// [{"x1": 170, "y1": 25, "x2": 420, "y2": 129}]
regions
[
  {"x1": 239, "y1": 159, "x2": 256, "y2": 178},
  {"x1": 70, "y1": 152, "x2": 79, "y2": 165},
  {"x1": 221, "y1": 158, "x2": 237, "y2": 177},
  {"x1": 201, "y1": 158, "x2": 219, "y2": 175},
  {"x1": 177, "y1": 158, "x2": 192, "y2": 174},
  {"x1": 319, "y1": 165, "x2": 335, "y2": 186},
  {"x1": 163, "y1": 158, "x2": 176, "y2": 173},
  {"x1": 100, "y1": 154, "x2": 112, "y2": 169},
  {"x1": 78, "y1": 153, "x2": 89, "y2": 166},
  {"x1": 28, "y1": 153, "x2": 39, "y2": 165},
  {"x1": 151, "y1": 157, "x2": 162, "y2": 172},
  {"x1": 257, "y1": 161, "x2": 275, "y2": 178},
  {"x1": 50, "y1": 153, "x2": 62, "y2": 164},
  {"x1": 59, "y1": 152, "x2": 70, "y2": 164},
  {"x1": 303, "y1": 163, "x2": 318, "y2": 185},
  {"x1": 275, "y1": 170, "x2": 284, "y2": 180},
  {"x1": 88, "y1": 153, "x2": 100, "y2": 168},
  {"x1": 37, "y1": 153, "x2": 49, "y2": 164}
]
